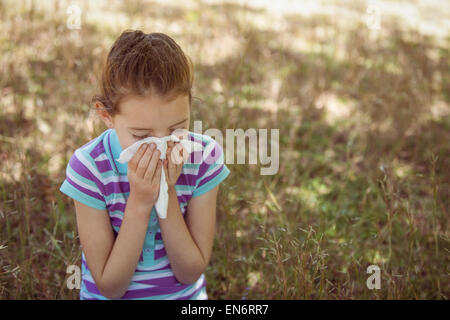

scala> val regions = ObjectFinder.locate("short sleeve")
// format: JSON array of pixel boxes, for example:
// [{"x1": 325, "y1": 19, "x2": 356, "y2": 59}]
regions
[
  {"x1": 192, "y1": 137, "x2": 231, "y2": 198},
  {"x1": 59, "y1": 149, "x2": 107, "y2": 210}
]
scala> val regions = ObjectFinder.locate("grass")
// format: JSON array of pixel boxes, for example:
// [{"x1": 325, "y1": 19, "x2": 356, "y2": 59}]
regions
[{"x1": 0, "y1": 0, "x2": 449, "y2": 299}]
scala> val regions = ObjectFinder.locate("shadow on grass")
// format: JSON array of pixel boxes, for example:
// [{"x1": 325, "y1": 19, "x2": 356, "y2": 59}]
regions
[{"x1": 0, "y1": 0, "x2": 448, "y2": 299}]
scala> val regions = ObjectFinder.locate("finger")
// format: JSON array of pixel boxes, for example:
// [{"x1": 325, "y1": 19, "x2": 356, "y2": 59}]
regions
[
  {"x1": 167, "y1": 145, "x2": 176, "y2": 172},
  {"x1": 136, "y1": 143, "x2": 155, "y2": 177},
  {"x1": 180, "y1": 143, "x2": 189, "y2": 163},
  {"x1": 144, "y1": 146, "x2": 161, "y2": 180},
  {"x1": 169, "y1": 143, "x2": 183, "y2": 166},
  {"x1": 163, "y1": 159, "x2": 169, "y2": 176},
  {"x1": 129, "y1": 143, "x2": 148, "y2": 172},
  {"x1": 163, "y1": 158, "x2": 170, "y2": 182},
  {"x1": 152, "y1": 159, "x2": 163, "y2": 184},
  {"x1": 174, "y1": 142, "x2": 186, "y2": 165}
]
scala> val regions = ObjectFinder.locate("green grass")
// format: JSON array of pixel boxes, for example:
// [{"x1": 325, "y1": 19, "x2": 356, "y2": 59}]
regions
[{"x1": 0, "y1": 0, "x2": 449, "y2": 299}]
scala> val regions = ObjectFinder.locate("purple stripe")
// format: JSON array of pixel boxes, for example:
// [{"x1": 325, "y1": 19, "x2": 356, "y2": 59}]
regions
[
  {"x1": 155, "y1": 232, "x2": 162, "y2": 240},
  {"x1": 204, "y1": 145, "x2": 222, "y2": 165},
  {"x1": 176, "y1": 194, "x2": 190, "y2": 204},
  {"x1": 188, "y1": 133, "x2": 205, "y2": 145},
  {"x1": 103, "y1": 181, "x2": 130, "y2": 197},
  {"x1": 154, "y1": 247, "x2": 167, "y2": 260},
  {"x1": 120, "y1": 283, "x2": 192, "y2": 299},
  {"x1": 197, "y1": 164, "x2": 224, "y2": 189},
  {"x1": 174, "y1": 174, "x2": 195, "y2": 186},
  {"x1": 175, "y1": 281, "x2": 206, "y2": 300},
  {"x1": 178, "y1": 173, "x2": 196, "y2": 191},
  {"x1": 96, "y1": 188, "x2": 189, "y2": 210},
  {"x1": 110, "y1": 216, "x2": 122, "y2": 227},
  {"x1": 83, "y1": 279, "x2": 103, "y2": 295},
  {"x1": 108, "y1": 131, "x2": 120, "y2": 173},
  {"x1": 103, "y1": 177, "x2": 195, "y2": 197},
  {"x1": 65, "y1": 176, "x2": 105, "y2": 202},
  {"x1": 96, "y1": 159, "x2": 113, "y2": 173},
  {"x1": 84, "y1": 278, "x2": 194, "y2": 299},
  {"x1": 82, "y1": 268, "x2": 204, "y2": 299},
  {"x1": 187, "y1": 150, "x2": 206, "y2": 165},
  {"x1": 134, "y1": 275, "x2": 181, "y2": 286},
  {"x1": 107, "y1": 202, "x2": 126, "y2": 212},
  {"x1": 89, "y1": 142, "x2": 106, "y2": 159},
  {"x1": 69, "y1": 154, "x2": 105, "y2": 194},
  {"x1": 196, "y1": 160, "x2": 211, "y2": 180}
]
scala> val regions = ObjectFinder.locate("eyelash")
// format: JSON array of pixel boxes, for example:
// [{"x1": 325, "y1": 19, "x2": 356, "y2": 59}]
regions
[{"x1": 132, "y1": 129, "x2": 177, "y2": 140}]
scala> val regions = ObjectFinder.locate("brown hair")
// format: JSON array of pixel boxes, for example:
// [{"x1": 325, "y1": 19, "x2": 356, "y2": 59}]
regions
[{"x1": 92, "y1": 29, "x2": 194, "y2": 115}]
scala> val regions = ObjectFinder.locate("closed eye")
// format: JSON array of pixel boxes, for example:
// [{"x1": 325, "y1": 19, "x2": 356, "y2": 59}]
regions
[
  {"x1": 132, "y1": 129, "x2": 178, "y2": 140},
  {"x1": 132, "y1": 134, "x2": 149, "y2": 140}
]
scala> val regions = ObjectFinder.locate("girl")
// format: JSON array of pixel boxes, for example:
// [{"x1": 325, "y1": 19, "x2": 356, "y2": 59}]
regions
[{"x1": 60, "y1": 30, "x2": 230, "y2": 300}]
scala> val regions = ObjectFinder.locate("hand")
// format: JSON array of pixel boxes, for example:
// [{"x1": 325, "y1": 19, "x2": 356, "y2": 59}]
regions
[
  {"x1": 127, "y1": 143, "x2": 163, "y2": 211},
  {"x1": 163, "y1": 141, "x2": 188, "y2": 188}
]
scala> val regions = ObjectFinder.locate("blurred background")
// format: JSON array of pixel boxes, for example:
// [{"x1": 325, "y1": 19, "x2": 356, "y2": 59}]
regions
[{"x1": 0, "y1": 0, "x2": 448, "y2": 299}]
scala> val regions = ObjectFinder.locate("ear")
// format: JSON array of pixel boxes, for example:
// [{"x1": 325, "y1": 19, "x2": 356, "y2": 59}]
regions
[{"x1": 95, "y1": 102, "x2": 114, "y2": 128}]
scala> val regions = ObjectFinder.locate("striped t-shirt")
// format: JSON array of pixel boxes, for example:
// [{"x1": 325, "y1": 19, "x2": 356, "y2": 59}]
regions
[{"x1": 59, "y1": 128, "x2": 230, "y2": 300}]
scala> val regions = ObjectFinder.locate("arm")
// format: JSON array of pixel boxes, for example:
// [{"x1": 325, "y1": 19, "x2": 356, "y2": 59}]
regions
[
  {"x1": 74, "y1": 196, "x2": 151, "y2": 299},
  {"x1": 157, "y1": 184, "x2": 218, "y2": 285}
]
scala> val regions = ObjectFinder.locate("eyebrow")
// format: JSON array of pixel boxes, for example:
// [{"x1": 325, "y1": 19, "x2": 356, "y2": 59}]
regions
[{"x1": 129, "y1": 118, "x2": 188, "y2": 131}]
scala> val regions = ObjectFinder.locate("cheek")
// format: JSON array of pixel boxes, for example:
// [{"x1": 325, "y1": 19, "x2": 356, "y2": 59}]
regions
[{"x1": 116, "y1": 133, "x2": 138, "y2": 149}]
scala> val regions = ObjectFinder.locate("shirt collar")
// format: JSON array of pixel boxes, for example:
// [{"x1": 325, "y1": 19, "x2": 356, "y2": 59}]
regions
[{"x1": 105, "y1": 128, "x2": 128, "y2": 174}]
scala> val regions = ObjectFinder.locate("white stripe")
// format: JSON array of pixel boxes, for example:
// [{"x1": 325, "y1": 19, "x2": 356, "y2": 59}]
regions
[
  {"x1": 75, "y1": 149, "x2": 129, "y2": 185},
  {"x1": 94, "y1": 153, "x2": 108, "y2": 161},
  {"x1": 132, "y1": 270, "x2": 174, "y2": 281},
  {"x1": 182, "y1": 168, "x2": 200, "y2": 175},
  {"x1": 67, "y1": 169, "x2": 102, "y2": 196},
  {"x1": 175, "y1": 189, "x2": 192, "y2": 196},
  {"x1": 101, "y1": 173, "x2": 129, "y2": 184},
  {"x1": 84, "y1": 273, "x2": 156, "y2": 290},
  {"x1": 109, "y1": 212, "x2": 123, "y2": 220},
  {"x1": 105, "y1": 196, "x2": 127, "y2": 206},
  {"x1": 75, "y1": 149, "x2": 104, "y2": 182},
  {"x1": 196, "y1": 288, "x2": 208, "y2": 300},
  {"x1": 136, "y1": 257, "x2": 170, "y2": 271}
]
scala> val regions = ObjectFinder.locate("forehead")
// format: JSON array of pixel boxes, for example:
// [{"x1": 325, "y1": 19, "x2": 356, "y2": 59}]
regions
[{"x1": 116, "y1": 94, "x2": 190, "y2": 127}]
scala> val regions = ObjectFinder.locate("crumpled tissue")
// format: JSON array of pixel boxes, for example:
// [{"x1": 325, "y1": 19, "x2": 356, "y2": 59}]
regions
[{"x1": 117, "y1": 134, "x2": 204, "y2": 219}]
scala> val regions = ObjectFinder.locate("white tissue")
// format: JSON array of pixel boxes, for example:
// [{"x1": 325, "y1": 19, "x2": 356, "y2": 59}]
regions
[{"x1": 116, "y1": 134, "x2": 204, "y2": 219}]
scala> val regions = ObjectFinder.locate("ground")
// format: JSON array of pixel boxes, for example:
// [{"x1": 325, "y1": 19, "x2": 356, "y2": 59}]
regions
[{"x1": 0, "y1": 0, "x2": 449, "y2": 299}]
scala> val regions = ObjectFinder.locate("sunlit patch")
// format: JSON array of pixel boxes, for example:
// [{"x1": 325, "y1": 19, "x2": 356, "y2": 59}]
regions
[
  {"x1": 315, "y1": 92, "x2": 356, "y2": 124},
  {"x1": 247, "y1": 271, "x2": 261, "y2": 288},
  {"x1": 365, "y1": 249, "x2": 388, "y2": 264},
  {"x1": 48, "y1": 154, "x2": 63, "y2": 176},
  {"x1": 393, "y1": 162, "x2": 413, "y2": 179},
  {"x1": 430, "y1": 100, "x2": 450, "y2": 118}
]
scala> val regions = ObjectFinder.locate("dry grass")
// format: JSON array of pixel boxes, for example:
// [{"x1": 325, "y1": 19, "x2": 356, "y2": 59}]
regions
[{"x1": 0, "y1": 0, "x2": 449, "y2": 299}]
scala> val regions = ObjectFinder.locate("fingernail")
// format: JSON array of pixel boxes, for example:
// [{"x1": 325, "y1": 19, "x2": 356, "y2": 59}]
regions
[{"x1": 150, "y1": 143, "x2": 155, "y2": 149}]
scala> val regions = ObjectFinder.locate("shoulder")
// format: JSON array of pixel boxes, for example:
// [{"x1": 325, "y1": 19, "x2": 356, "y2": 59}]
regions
[
  {"x1": 77, "y1": 129, "x2": 112, "y2": 164},
  {"x1": 185, "y1": 131, "x2": 230, "y2": 198},
  {"x1": 68, "y1": 130, "x2": 111, "y2": 179}
]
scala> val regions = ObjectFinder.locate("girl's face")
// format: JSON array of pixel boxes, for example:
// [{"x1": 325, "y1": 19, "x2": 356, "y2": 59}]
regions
[{"x1": 98, "y1": 93, "x2": 190, "y2": 150}]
